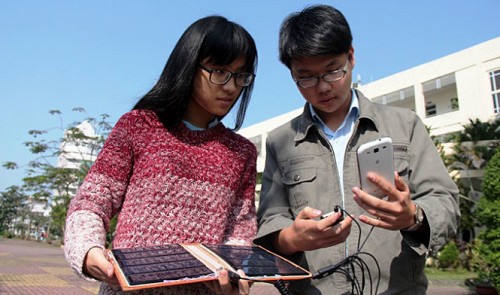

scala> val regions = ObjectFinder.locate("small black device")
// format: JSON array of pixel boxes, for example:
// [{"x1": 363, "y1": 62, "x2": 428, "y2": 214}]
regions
[{"x1": 320, "y1": 205, "x2": 344, "y2": 225}]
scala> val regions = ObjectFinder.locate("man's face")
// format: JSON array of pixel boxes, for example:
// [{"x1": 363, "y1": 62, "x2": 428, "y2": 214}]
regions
[{"x1": 290, "y1": 48, "x2": 355, "y2": 124}]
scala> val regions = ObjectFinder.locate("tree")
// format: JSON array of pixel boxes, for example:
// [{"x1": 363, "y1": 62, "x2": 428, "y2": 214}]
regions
[
  {"x1": 0, "y1": 186, "x2": 27, "y2": 235},
  {"x1": 443, "y1": 118, "x2": 500, "y2": 244},
  {"x1": 2, "y1": 108, "x2": 112, "y2": 242},
  {"x1": 459, "y1": 118, "x2": 500, "y2": 143},
  {"x1": 451, "y1": 118, "x2": 500, "y2": 170}
]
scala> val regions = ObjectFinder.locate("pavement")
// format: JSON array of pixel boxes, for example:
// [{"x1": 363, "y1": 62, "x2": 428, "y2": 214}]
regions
[{"x1": 0, "y1": 237, "x2": 475, "y2": 294}]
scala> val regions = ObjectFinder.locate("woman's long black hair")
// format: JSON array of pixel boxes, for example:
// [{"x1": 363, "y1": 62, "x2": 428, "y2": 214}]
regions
[{"x1": 133, "y1": 16, "x2": 257, "y2": 131}]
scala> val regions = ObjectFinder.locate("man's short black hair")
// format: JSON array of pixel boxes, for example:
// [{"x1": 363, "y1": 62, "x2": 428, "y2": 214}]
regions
[{"x1": 279, "y1": 5, "x2": 353, "y2": 68}]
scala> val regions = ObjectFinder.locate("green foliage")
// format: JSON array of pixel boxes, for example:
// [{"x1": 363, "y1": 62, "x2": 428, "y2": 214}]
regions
[
  {"x1": 2, "y1": 231, "x2": 14, "y2": 238},
  {"x1": 449, "y1": 118, "x2": 500, "y2": 170},
  {"x1": 476, "y1": 148, "x2": 500, "y2": 229},
  {"x1": 438, "y1": 241, "x2": 460, "y2": 269},
  {"x1": 459, "y1": 118, "x2": 500, "y2": 142},
  {"x1": 432, "y1": 118, "x2": 499, "y2": 171},
  {"x1": 0, "y1": 186, "x2": 28, "y2": 233},
  {"x1": 50, "y1": 204, "x2": 67, "y2": 240},
  {"x1": 472, "y1": 148, "x2": 500, "y2": 291},
  {"x1": 2, "y1": 162, "x2": 19, "y2": 170},
  {"x1": 476, "y1": 198, "x2": 500, "y2": 228},
  {"x1": 471, "y1": 239, "x2": 500, "y2": 290},
  {"x1": 256, "y1": 172, "x2": 263, "y2": 185},
  {"x1": 1, "y1": 108, "x2": 113, "y2": 242},
  {"x1": 106, "y1": 216, "x2": 118, "y2": 248},
  {"x1": 440, "y1": 118, "x2": 500, "y2": 248},
  {"x1": 481, "y1": 149, "x2": 500, "y2": 203},
  {"x1": 458, "y1": 198, "x2": 476, "y2": 242}
]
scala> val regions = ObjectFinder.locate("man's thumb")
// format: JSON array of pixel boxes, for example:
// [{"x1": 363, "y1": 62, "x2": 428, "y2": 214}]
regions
[{"x1": 296, "y1": 206, "x2": 322, "y2": 219}]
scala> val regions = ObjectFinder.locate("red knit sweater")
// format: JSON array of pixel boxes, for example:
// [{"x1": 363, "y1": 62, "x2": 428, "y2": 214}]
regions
[{"x1": 64, "y1": 110, "x2": 257, "y2": 294}]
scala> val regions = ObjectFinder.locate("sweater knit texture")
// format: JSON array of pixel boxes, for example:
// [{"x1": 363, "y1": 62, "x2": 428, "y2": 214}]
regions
[{"x1": 64, "y1": 109, "x2": 257, "y2": 295}]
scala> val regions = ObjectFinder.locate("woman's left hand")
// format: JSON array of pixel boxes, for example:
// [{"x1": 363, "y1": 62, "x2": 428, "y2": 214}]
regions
[{"x1": 205, "y1": 269, "x2": 250, "y2": 295}]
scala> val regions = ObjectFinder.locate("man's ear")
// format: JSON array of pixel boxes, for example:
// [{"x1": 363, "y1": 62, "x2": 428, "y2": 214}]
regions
[{"x1": 348, "y1": 46, "x2": 355, "y2": 67}]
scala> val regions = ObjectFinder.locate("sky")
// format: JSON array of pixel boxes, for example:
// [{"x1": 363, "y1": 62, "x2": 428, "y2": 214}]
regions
[{"x1": 1, "y1": 0, "x2": 499, "y2": 192}]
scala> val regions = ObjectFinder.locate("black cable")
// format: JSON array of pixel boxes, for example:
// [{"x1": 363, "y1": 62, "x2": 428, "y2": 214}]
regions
[
  {"x1": 357, "y1": 251, "x2": 381, "y2": 294},
  {"x1": 354, "y1": 255, "x2": 369, "y2": 294},
  {"x1": 310, "y1": 207, "x2": 381, "y2": 295},
  {"x1": 359, "y1": 225, "x2": 375, "y2": 251},
  {"x1": 350, "y1": 257, "x2": 363, "y2": 293},
  {"x1": 273, "y1": 280, "x2": 292, "y2": 295},
  {"x1": 243, "y1": 207, "x2": 382, "y2": 295},
  {"x1": 341, "y1": 208, "x2": 363, "y2": 251}
]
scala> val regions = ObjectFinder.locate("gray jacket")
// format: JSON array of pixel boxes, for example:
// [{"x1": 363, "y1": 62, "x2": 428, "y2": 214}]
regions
[{"x1": 255, "y1": 90, "x2": 460, "y2": 294}]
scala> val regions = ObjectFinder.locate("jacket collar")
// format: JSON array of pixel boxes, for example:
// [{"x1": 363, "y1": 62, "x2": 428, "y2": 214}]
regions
[{"x1": 294, "y1": 89, "x2": 380, "y2": 142}]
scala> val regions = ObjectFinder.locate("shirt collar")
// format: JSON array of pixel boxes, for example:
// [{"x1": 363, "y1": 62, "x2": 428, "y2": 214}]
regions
[
  {"x1": 182, "y1": 118, "x2": 219, "y2": 131},
  {"x1": 309, "y1": 90, "x2": 359, "y2": 135}
]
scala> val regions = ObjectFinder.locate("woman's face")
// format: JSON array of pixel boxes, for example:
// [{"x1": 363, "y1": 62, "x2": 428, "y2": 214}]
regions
[{"x1": 185, "y1": 57, "x2": 248, "y2": 128}]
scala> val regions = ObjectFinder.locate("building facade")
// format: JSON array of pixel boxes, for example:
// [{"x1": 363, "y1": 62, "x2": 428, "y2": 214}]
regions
[
  {"x1": 58, "y1": 120, "x2": 98, "y2": 170},
  {"x1": 238, "y1": 37, "x2": 500, "y2": 200}
]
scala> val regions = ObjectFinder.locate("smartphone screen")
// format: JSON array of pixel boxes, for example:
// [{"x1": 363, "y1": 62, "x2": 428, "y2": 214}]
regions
[{"x1": 356, "y1": 137, "x2": 394, "y2": 199}]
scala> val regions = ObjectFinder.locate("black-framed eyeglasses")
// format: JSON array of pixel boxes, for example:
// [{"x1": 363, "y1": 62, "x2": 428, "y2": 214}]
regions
[
  {"x1": 294, "y1": 59, "x2": 349, "y2": 89},
  {"x1": 198, "y1": 64, "x2": 255, "y2": 87}
]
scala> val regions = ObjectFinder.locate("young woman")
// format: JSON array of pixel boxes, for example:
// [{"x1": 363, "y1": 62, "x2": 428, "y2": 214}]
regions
[{"x1": 64, "y1": 15, "x2": 258, "y2": 295}]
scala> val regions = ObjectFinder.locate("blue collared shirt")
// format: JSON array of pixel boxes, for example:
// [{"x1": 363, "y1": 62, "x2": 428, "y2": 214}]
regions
[
  {"x1": 182, "y1": 118, "x2": 219, "y2": 131},
  {"x1": 309, "y1": 90, "x2": 359, "y2": 203}
]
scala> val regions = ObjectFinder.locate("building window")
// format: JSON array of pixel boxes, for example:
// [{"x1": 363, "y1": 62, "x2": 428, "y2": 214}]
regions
[
  {"x1": 426, "y1": 101, "x2": 436, "y2": 117},
  {"x1": 450, "y1": 97, "x2": 459, "y2": 111},
  {"x1": 422, "y1": 73, "x2": 458, "y2": 117},
  {"x1": 371, "y1": 86, "x2": 415, "y2": 111},
  {"x1": 490, "y1": 70, "x2": 500, "y2": 114}
]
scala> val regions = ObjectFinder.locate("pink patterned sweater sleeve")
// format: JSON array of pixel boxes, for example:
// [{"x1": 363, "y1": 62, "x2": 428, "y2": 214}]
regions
[
  {"x1": 64, "y1": 110, "x2": 258, "y2": 284},
  {"x1": 64, "y1": 111, "x2": 134, "y2": 280}
]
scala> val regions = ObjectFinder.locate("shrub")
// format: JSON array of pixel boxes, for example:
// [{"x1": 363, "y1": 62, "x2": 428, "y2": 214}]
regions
[
  {"x1": 2, "y1": 231, "x2": 14, "y2": 238},
  {"x1": 471, "y1": 148, "x2": 500, "y2": 291},
  {"x1": 438, "y1": 241, "x2": 460, "y2": 269}
]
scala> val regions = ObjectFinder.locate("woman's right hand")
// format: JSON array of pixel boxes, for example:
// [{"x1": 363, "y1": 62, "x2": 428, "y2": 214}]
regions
[{"x1": 83, "y1": 247, "x2": 120, "y2": 286}]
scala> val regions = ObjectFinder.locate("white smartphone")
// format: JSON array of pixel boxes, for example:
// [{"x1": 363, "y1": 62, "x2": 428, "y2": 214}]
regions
[{"x1": 356, "y1": 137, "x2": 395, "y2": 199}]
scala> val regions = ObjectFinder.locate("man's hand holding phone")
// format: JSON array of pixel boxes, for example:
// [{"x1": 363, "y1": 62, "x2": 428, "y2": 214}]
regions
[
  {"x1": 356, "y1": 137, "x2": 395, "y2": 199},
  {"x1": 353, "y1": 169, "x2": 417, "y2": 231},
  {"x1": 353, "y1": 137, "x2": 417, "y2": 230}
]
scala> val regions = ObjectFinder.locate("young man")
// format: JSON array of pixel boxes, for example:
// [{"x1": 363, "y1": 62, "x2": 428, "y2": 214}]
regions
[{"x1": 254, "y1": 5, "x2": 460, "y2": 294}]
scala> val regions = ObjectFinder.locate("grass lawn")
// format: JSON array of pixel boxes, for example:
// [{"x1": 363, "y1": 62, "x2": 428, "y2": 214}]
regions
[{"x1": 425, "y1": 267, "x2": 477, "y2": 286}]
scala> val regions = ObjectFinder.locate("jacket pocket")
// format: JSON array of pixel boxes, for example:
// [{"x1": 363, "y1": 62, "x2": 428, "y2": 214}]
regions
[
  {"x1": 393, "y1": 143, "x2": 410, "y2": 181},
  {"x1": 282, "y1": 167, "x2": 316, "y2": 185},
  {"x1": 282, "y1": 167, "x2": 317, "y2": 212}
]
